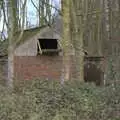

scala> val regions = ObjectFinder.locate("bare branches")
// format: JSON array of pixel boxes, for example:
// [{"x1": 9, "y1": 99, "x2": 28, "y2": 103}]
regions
[
  {"x1": 2, "y1": 1, "x2": 8, "y2": 28},
  {"x1": 31, "y1": 0, "x2": 61, "y2": 26},
  {"x1": 14, "y1": 0, "x2": 27, "y2": 47}
]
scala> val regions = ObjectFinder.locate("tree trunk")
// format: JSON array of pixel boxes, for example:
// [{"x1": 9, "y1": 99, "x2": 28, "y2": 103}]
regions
[
  {"x1": 41, "y1": 0, "x2": 45, "y2": 25},
  {"x1": 61, "y1": 0, "x2": 71, "y2": 83},
  {"x1": 71, "y1": 0, "x2": 86, "y2": 81},
  {"x1": 7, "y1": 46, "x2": 14, "y2": 88},
  {"x1": 7, "y1": 0, "x2": 14, "y2": 88},
  {"x1": 7, "y1": 0, "x2": 27, "y2": 87}
]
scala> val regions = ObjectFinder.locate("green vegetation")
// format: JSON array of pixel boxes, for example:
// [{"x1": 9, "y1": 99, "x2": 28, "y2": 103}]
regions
[{"x1": 0, "y1": 79, "x2": 120, "y2": 120}]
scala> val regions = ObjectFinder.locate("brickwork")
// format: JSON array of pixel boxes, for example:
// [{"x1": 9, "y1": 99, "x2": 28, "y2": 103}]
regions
[
  {"x1": 14, "y1": 56, "x2": 104, "y2": 85},
  {"x1": 14, "y1": 56, "x2": 63, "y2": 80}
]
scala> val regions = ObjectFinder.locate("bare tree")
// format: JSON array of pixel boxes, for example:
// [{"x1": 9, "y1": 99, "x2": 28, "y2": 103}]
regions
[
  {"x1": 7, "y1": 0, "x2": 27, "y2": 88},
  {"x1": 61, "y1": 0, "x2": 71, "y2": 82}
]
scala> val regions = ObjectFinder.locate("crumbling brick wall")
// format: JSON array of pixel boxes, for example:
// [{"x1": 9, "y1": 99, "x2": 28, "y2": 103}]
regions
[
  {"x1": 14, "y1": 56, "x2": 104, "y2": 85},
  {"x1": 14, "y1": 56, "x2": 62, "y2": 80}
]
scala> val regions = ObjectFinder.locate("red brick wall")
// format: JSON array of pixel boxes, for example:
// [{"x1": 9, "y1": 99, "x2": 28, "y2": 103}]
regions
[
  {"x1": 14, "y1": 56, "x2": 104, "y2": 85},
  {"x1": 14, "y1": 56, "x2": 63, "y2": 80}
]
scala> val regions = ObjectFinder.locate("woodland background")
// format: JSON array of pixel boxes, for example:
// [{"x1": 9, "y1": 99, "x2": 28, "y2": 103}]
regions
[{"x1": 0, "y1": 0, "x2": 120, "y2": 119}]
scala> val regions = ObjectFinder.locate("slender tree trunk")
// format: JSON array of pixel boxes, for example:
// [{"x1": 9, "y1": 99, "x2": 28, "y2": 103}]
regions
[
  {"x1": 103, "y1": 0, "x2": 113, "y2": 85},
  {"x1": 7, "y1": 0, "x2": 15, "y2": 88},
  {"x1": 7, "y1": 0, "x2": 27, "y2": 88},
  {"x1": 46, "y1": 0, "x2": 51, "y2": 23},
  {"x1": 71, "y1": 0, "x2": 87, "y2": 81},
  {"x1": 8, "y1": 46, "x2": 14, "y2": 87},
  {"x1": 74, "y1": 32, "x2": 84, "y2": 81},
  {"x1": 61, "y1": 0, "x2": 71, "y2": 83},
  {"x1": 38, "y1": 0, "x2": 41, "y2": 26},
  {"x1": 41, "y1": 0, "x2": 45, "y2": 25}
]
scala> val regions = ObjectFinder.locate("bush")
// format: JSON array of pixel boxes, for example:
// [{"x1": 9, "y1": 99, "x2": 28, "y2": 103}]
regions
[{"x1": 0, "y1": 79, "x2": 120, "y2": 120}]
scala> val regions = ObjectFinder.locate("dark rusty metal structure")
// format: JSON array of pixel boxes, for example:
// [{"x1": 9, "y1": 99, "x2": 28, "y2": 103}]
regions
[{"x1": 84, "y1": 56, "x2": 104, "y2": 85}]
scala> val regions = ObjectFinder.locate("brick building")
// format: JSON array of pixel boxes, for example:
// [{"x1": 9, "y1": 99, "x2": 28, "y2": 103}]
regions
[
  {"x1": 14, "y1": 16, "x2": 104, "y2": 85},
  {"x1": 14, "y1": 16, "x2": 63, "y2": 80}
]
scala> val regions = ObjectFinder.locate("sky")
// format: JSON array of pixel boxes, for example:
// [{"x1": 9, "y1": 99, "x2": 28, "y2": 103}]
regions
[
  {"x1": 27, "y1": 0, "x2": 60, "y2": 27},
  {"x1": 0, "y1": 0, "x2": 61, "y2": 38}
]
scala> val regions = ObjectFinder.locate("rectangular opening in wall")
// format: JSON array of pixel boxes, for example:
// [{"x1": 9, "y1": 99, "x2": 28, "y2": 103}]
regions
[{"x1": 37, "y1": 39, "x2": 61, "y2": 55}]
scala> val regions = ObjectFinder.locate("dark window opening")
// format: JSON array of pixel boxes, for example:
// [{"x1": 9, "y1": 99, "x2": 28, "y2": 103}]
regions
[{"x1": 37, "y1": 39, "x2": 61, "y2": 56}]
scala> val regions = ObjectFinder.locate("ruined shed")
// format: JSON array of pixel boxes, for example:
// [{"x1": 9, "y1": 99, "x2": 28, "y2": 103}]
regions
[
  {"x1": 14, "y1": 16, "x2": 104, "y2": 85},
  {"x1": 14, "y1": 16, "x2": 63, "y2": 80}
]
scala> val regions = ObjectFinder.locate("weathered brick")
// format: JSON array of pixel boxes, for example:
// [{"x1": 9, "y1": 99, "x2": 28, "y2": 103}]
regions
[
  {"x1": 14, "y1": 56, "x2": 63, "y2": 80},
  {"x1": 14, "y1": 56, "x2": 105, "y2": 85}
]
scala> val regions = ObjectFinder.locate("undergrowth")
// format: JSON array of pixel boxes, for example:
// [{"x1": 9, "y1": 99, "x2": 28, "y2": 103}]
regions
[{"x1": 0, "y1": 79, "x2": 120, "y2": 120}]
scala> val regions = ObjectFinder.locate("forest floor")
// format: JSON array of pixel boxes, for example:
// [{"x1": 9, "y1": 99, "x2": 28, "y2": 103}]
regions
[{"x1": 0, "y1": 79, "x2": 120, "y2": 120}]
